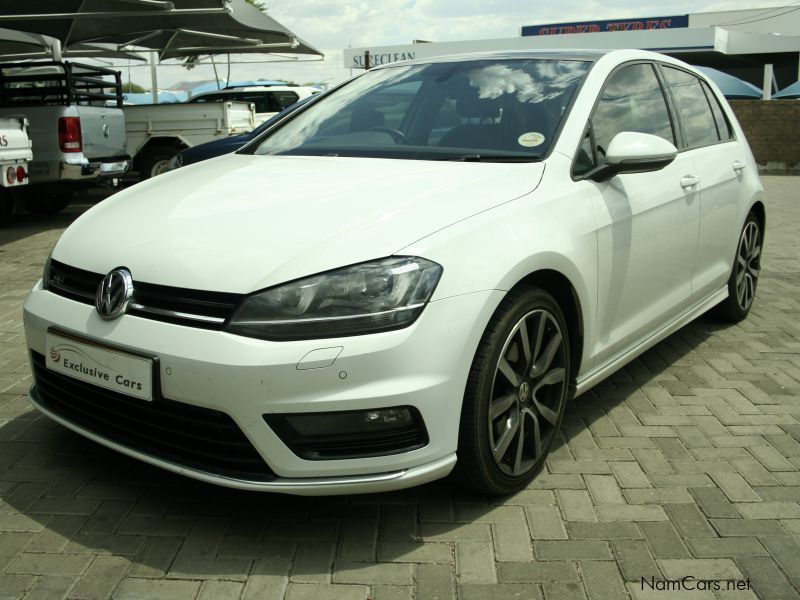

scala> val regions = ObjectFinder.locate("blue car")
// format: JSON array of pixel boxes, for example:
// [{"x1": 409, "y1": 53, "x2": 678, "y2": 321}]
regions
[{"x1": 168, "y1": 95, "x2": 316, "y2": 170}]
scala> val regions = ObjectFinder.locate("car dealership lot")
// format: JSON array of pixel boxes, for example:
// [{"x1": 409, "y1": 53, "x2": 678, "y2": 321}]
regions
[{"x1": 0, "y1": 177, "x2": 799, "y2": 599}]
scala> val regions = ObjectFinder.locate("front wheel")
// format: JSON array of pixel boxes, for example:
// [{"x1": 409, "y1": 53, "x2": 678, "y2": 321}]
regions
[
  {"x1": 454, "y1": 286, "x2": 570, "y2": 495},
  {"x1": 714, "y1": 211, "x2": 762, "y2": 322}
]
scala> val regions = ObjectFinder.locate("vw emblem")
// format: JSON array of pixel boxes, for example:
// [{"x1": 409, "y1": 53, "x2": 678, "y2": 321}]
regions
[
  {"x1": 95, "y1": 268, "x2": 133, "y2": 320},
  {"x1": 518, "y1": 381, "x2": 530, "y2": 402},
  {"x1": 102, "y1": 123, "x2": 110, "y2": 137}
]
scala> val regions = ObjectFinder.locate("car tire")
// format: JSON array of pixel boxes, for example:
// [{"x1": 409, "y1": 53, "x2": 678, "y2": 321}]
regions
[
  {"x1": 25, "y1": 193, "x2": 72, "y2": 215},
  {"x1": 714, "y1": 211, "x2": 762, "y2": 322},
  {"x1": 0, "y1": 188, "x2": 12, "y2": 225},
  {"x1": 454, "y1": 286, "x2": 571, "y2": 495},
  {"x1": 137, "y1": 145, "x2": 180, "y2": 179}
]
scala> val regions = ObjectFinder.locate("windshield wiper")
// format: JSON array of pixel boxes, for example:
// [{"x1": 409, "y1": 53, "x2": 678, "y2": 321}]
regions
[{"x1": 437, "y1": 154, "x2": 542, "y2": 163}]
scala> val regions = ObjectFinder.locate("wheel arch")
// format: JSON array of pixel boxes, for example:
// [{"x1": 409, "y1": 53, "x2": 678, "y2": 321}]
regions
[
  {"x1": 749, "y1": 199, "x2": 766, "y2": 239},
  {"x1": 507, "y1": 268, "x2": 586, "y2": 395},
  {"x1": 134, "y1": 137, "x2": 188, "y2": 163}
]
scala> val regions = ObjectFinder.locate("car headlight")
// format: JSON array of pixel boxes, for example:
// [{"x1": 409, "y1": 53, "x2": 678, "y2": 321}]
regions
[{"x1": 225, "y1": 256, "x2": 443, "y2": 341}]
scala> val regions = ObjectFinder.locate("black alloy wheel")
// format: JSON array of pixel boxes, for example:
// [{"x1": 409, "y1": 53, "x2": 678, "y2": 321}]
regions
[
  {"x1": 455, "y1": 286, "x2": 570, "y2": 495},
  {"x1": 715, "y1": 211, "x2": 762, "y2": 322}
]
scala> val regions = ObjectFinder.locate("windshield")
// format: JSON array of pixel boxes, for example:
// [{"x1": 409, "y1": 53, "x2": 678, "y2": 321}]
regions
[
  {"x1": 249, "y1": 58, "x2": 591, "y2": 162},
  {"x1": 249, "y1": 94, "x2": 318, "y2": 136}
]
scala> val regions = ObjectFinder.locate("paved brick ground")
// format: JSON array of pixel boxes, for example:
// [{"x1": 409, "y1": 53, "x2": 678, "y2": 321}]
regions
[{"x1": 1, "y1": 178, "x2": 799, "y2": 600}]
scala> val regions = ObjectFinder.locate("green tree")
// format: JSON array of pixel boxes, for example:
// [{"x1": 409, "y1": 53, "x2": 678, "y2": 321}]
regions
[{"x1": 122, "y1": 82, "x2": 146, "y2": 93}]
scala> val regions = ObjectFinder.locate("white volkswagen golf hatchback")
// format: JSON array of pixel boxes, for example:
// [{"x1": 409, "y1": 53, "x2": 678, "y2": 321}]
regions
[{"x1": 24, "y1": 50, "x2": 765, "y2": 495}]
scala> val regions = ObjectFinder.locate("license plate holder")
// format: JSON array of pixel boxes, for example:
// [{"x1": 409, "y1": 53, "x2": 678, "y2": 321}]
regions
[{"x1": 45, "y1": 329, "x2": 155, "y2": 401}]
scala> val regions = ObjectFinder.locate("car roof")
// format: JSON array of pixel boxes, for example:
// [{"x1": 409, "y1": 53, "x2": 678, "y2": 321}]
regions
[
  {"x1": 368, "y1": 48, "x2": 711, "y2": 71},
  {"x1": 194, "y1": 86, "x2": 315, "y2": 96}
]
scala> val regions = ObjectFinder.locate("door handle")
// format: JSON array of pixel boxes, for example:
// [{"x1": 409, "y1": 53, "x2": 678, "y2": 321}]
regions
[
  {"x1": 680, "y1": 175, "x2": 700, "y2": 189},
  {"x1": 732, "y1": 160, "x2": 746, "y2": 173}
]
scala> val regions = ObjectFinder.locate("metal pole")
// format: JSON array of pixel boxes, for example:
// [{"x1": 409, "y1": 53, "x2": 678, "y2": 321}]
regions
[
  {"x1": 150, "y1": 51, "x2": 159, "y2": 103},
  {"x1": 364, "y1": 50, "x2": 370, "y2": 69},
  {"x1": 51, "y1": 38, "x2": 63, "y2": 62},
  {"x1": 762, "y1": 64, "x2": 773, "y2": 100},
  {"x1": 210, "y1": 55, "x2": 220, "y2": 89}
]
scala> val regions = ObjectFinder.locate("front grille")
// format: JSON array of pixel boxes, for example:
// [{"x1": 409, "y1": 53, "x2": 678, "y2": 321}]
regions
[
  {"x1": 46, "y1": 260, "x2": 242, "y2": 330},
  {"x1": 31, "y1": 352, "x2": 274, "y2": 482},
  {"x1": 46, "y1": 259, "x2": 101, "y2": 305}
]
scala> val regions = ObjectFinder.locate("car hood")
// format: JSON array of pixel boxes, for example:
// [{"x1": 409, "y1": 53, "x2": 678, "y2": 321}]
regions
[{"x1": 54, "y1": 154, "x2": 544, "y2": 294}]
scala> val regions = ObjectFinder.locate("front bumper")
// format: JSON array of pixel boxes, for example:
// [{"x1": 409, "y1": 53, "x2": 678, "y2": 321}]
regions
[{"x1": 24, "y1": 281, "x2": 502, "y2": 494}]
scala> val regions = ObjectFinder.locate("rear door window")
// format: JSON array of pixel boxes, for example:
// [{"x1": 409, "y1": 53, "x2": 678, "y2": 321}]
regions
[
  {"x1": 662, "y1": 67, "x2": 720, "y2": 148},
  {"x1": 192, "y1": 93, "x2": 229, "y2": 103},
  {"x1": 700, "y1": 80, "x2": 733, "y2": 142},
  {"x1": 270, "y1": 91, "x2": 300, "y2": 111},
  {"x1": 225, "y1": 92, "x2": 269, "y2": 113}
]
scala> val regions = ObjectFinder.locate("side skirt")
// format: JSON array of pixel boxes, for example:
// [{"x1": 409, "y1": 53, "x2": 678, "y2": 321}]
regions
[{"x1": 574, "y1": 286, "x2": 728, "y2": 397}]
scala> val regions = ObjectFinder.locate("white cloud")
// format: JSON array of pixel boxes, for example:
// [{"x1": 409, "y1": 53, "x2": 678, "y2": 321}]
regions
[{"x1": 266, "y1": 0, "x2": 763, "y2": 47}]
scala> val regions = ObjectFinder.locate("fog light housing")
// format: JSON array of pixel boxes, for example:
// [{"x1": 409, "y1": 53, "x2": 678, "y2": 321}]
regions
[{"x1": 264, "y1": 406, "x2": 428, "y2": 460}]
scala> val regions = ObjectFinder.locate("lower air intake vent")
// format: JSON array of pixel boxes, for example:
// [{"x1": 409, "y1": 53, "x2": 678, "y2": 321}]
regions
[
  {"x1": 264, "y1": 406, "x2": 429, "y2": 460},
  {"x1": 31, "y1": 351, "x2": 274, "y2": 482}
]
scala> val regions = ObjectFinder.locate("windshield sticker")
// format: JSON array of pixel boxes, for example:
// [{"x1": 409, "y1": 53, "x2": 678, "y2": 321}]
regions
[{"x1": 518, "y1": 132, "x2": 545, "y2": 147}]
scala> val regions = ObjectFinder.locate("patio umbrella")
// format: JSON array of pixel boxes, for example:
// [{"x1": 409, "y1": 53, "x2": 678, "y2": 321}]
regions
[
  {"x1": 773, "y1": 81, "x2": 800, "y2": 99},
  {"x1": 0, "y1": 27, "x2": 53, "y2": 57},
  {"x1": 695, "y1": 66, "x2": 762, "y2": 99},
  {"x1": 0, "y1": 27, "x2": 145, "y2": 61},
  {"x1": 0, "y1": 0, "x2": 322, "y2": 59}
]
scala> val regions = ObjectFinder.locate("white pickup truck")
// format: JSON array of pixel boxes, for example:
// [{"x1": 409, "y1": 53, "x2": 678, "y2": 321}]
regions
[
  {"x1": 0, "y1": 61, "x2": 129, "y2": 215},
  {"x1": 124, "y1": 101, "x2": 255, "y2": 179},
  {"x1": 0, "y1": 116, "x2": 33, "y2": 224}
]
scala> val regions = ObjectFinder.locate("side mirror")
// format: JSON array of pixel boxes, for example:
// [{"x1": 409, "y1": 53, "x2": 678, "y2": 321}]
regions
[{"x1": 584, "y1": 132, "x2": 678, "y2": 182}]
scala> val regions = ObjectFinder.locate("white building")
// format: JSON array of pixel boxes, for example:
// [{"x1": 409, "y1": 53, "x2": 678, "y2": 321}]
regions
[{"x1": 343, "y1": 6, "x2": 800, "y2": 93}]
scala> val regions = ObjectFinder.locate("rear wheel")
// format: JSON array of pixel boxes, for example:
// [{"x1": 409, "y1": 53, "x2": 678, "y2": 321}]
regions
[
  {"x1": 455, "y1": 286, "x2": 570, "y2": 495},
  {"x1": 137, "y1": 145, "x2": 180, "y2": 179},
  {"x1": 25, "y1": 193, "x2": 72, "y2": 215},
  {"x1": 714, "y1": 211, "x2": 762, "y2": 322}
]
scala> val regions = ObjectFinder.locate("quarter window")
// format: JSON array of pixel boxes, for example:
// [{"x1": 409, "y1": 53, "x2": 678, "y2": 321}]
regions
[
  {"x1": 662, "y1": 67, "x2": 719, "y2": 148},
  {"x1": 573, "y1": 128, "x2": 595, "y2": 177}
]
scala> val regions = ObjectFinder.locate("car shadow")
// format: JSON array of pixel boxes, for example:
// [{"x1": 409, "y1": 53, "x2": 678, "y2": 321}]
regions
[
  {"x1": 0, "y1": 189, "x2": 114, "y2": 248},
  {"x1": 0, "y1": 312, "x2": 733, "y2": 577}
]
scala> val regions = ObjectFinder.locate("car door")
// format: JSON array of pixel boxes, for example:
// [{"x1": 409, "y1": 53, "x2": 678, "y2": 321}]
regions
[
  {"x1": 573, "y1": 62, "x2": 701, "y2": 365},
  {"x1": 660, "y1": 65, "x2": 745, "y2": 298}
]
